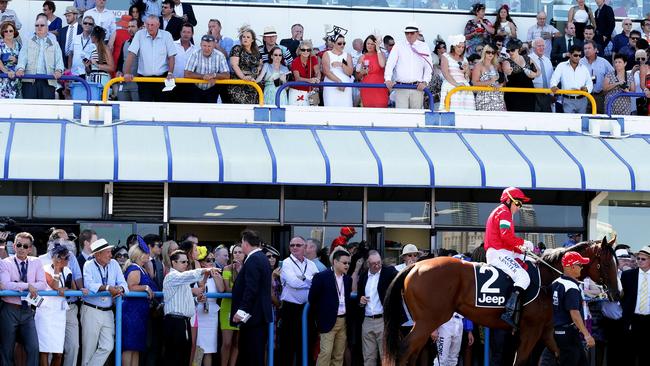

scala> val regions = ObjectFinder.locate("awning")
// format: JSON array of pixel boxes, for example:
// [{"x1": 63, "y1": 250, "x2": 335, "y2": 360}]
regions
[{"x1": 0, "y1": 120, "x2": 645, "y2": 191}]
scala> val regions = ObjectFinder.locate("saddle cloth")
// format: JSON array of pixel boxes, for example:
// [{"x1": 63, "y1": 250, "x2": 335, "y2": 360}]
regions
[{"x1": 472, "y1": 261, "x2": 540, "y2": 308}]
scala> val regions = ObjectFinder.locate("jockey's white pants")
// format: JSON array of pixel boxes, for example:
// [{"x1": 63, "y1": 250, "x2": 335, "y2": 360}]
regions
[
  {"x1": 433, "y1": 314, "x2": 463, "y2": 366},
  {"x1": 485, "y1": 248, "x2": 530, "y2": 290}
]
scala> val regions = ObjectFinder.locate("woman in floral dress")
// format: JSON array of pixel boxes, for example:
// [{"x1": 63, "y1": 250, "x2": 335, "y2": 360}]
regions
[
  {"x1": 464, "y1": 3, "x2": 494, "y2": 56},
  {"x1": 229, "y1": 27, "x2": 262, "y2": 104},
  {"x1": 0, "y1": 21, "x2": 21, "y2": 98},
  {"x1": 604, "y1": 54, "x2": 635, "y2": 115}
]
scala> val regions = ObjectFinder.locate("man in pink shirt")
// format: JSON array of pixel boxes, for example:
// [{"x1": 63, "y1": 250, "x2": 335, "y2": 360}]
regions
[{"x1": 0, "y1": 232, "x2": 47, "y2": 366}]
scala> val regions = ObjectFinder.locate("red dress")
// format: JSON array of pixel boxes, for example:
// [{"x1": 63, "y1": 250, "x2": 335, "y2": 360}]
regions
[{"x1": 359, "y1": 53, "x2": 388, "y2": 108}]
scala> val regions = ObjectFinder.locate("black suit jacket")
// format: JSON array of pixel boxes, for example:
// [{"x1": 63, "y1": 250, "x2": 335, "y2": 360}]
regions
[
  {"x1": 230, "y1": 249, "x2": 273, "y2": 328},
  {"x1": 621, "y1": 268, "x2": 640, "y2": 328},
  {"x1": 309, "y1": 268, "x2": 352, "y2": 334},
  {"x1": 179, "y1": 3, "x2": 197, "y2": 27},
  {"x1": 595, "y1": 4, "x2": 615, "y2": 45},
  {"x1": 57, "y1": 23, "x2": 83, "y2": 66},
  {"x1": 356, "y1": 265, "x2": 398, "y2": 312},
  {"x1": 159, "y1": 15, "x2": 183, "y2": 41},
  {"x1": 551, "y1": 36, "x2": 583, "y2": 66}
]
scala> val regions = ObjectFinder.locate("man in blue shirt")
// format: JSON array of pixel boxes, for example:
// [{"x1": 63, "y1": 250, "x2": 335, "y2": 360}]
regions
[
  {"x1": 562, "y1": 233, "x2": 582, "y2": 248},
  {"x1": 81, "y1": 239, "x2": 128, "y2": 366},
  {"x1": 552, "y1": 251, "x2": 595, "y2": 366}
]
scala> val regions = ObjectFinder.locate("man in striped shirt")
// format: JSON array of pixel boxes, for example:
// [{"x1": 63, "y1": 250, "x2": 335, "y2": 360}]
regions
[{"x1": 184, "y1": 34, "x2": 230, "y2": 103}]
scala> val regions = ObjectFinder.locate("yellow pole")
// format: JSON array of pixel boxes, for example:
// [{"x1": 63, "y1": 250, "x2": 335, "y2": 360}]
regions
[
  {"x1": 102, "y1": 77, "x2": 264, "y2": 105},
  {"x1": 443, "y1": 85, "x2": 597, "y2": 115}
]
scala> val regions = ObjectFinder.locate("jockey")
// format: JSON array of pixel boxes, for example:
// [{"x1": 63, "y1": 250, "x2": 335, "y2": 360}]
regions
[{"x1": 485, "y1": 187, "x2": 534, "y2": 329}]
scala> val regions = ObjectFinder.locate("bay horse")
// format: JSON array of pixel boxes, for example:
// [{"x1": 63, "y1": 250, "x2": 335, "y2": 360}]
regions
[{"x1": 383, "y1": 238, "x2": 620, "y2": 366}]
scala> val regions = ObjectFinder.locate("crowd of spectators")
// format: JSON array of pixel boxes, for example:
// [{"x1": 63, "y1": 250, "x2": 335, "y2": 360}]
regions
[{"x1": 2, "y1": 0, "x2": 650, "y2": 113}]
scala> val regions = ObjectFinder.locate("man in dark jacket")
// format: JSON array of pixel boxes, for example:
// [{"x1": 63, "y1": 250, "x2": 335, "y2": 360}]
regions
[
  {"x1": 231, "y1": 230, "x2": 272, "y2": 366},
  {"x1": 620, "y1": 245, "x2": 650, "y2": 366},
  {"x1": 356, "y1": 250, "x2": 397, "y2": 366},
  {"x1": 309, "y1": 248, "x2": 352, "y2": 366},
  {"x1": 594, "y1": 0, "x2": 615, "y2": 47}
]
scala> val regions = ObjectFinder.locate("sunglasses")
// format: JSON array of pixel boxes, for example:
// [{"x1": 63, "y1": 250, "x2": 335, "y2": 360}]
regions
[
  {"x1": 631, "y1": 37, "x2": 640, "y2": 41},
  {"x1": 336, "y1": 42, "x2": 346, "y2": 46},
  {"x1": 513, "y1": 199, "x2": 523, "y2": 208},
  {"x1": 571, "y1": 54, "x2": 582, "y2": 57},
  {"x1": 404, "y1": 254, "x2": 418, "y2": 258},
  {"x1": 155, "y1": 243, "x2": 163, "y2": 248},
  {"x1": 300, "y1": 48, "x2": 312, "y2": 52},
  {"x1": 58, "y1": 255, "x2": 70, "y2": 261},
  {"x1": 35, "y1": 24, "x2": 47, "y2": 28},
  {"x1": 485, "y1": 50, "x2": 495, "y2": 55},
  {"x1": 175, "y1": 260, "x2": 189, "y2": 264},
  {"x1": 339, "y1": 261, "x2": 350, "y2": 265},
  {"x1": 638, "y1": 257, "x2": 648, "y2": 261},
  {"x1": 637, "y1": 58, "x2": 647, "y2": 61},
  {"x1": 3, "y1": 29, "x2": 14, "y2": 33},
  {"x1": 115, "y1": 253, "x2": 128, "y2": 259},
  {"x1": 507, "y1": 49, "x2": 517, "y2": 53},
  {"x1": 83, "y1": 22, "x2": 94, "y2": 26},
  {"x1": 289, "y1": 243, "x2": 303, "y2": 248},
  {"x1": 272, "y1": 54, "x2": 282, "y2": 57},
  {"x1": 203, "y1": 258, "x2": 215, "y2": 263},
  {"x1": 15, "y1": 243, "x2": 31, "y2": 249},
  {"x1": 266, "y1": 254, "x2": 274, "y2": 258}
]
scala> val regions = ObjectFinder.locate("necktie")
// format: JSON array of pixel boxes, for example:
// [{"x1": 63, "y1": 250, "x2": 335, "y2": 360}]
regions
[
  {"x1": 20, "y1": 261, "x2": 28, "y2": 309},
  {"x1": 539, "y1": 56, "x2": 549, "y2": 88},
  {"x1": 66, "y1": 25, "x2": 74, "y2": 55},
  {"x1": 568, "y1": 38, "x2": 573, "y2": 51},
  {"x1": 639, "y1": 273, "x2": 649, "y2": 314}
]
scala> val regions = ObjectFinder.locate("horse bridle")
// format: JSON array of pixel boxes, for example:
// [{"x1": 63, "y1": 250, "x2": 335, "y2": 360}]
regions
[{"x1": 593, "y1": 245, "x2": 616, "y2": 300}]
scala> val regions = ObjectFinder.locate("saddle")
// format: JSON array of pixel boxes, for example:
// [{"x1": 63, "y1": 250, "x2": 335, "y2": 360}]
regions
[{"x1": 472, "y1": 261, "x2": 540, "y2": 308}]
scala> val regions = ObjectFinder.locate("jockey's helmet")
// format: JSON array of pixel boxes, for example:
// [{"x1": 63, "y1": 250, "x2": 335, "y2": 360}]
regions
[{"x1": 500, "y1": 187, "x2": 531, "y2": 206}]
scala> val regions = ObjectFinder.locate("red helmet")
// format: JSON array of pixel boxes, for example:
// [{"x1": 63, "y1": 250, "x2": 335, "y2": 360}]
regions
[
  {"x1": 500, "y1": 187, "x2": 531, "y2": 204},
  {"x1": 340, "y1": 226, "x2": 356, "y2": 237}
]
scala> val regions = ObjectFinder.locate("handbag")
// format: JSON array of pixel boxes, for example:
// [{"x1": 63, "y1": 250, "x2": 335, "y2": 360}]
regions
[{"x1": 307, "y1": 57, "x2": 320, "y2": 106}]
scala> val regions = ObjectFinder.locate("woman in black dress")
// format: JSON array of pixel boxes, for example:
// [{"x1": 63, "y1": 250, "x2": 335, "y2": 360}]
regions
[{"x1": 503, "y1": 39, "x2": 539, "y2": 112}]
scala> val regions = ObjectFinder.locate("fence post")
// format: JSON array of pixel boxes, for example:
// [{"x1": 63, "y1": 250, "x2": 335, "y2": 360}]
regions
[
  {"x1": 483, "y1": 327, "x2": 490, "y2": 366},
  {"x1": 302, "y1": 302, "x2": 310, "y2": 366},
  {"x1": 115, "y1": 295, "x2": 123, "y2": 366},
  {"x1": 268, "y1": 317, "x2": 275, "y2": 366}
]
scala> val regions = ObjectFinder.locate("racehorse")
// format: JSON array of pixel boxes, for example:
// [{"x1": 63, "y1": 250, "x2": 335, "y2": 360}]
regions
[{"x1": 383, "y1": 238, "x2": 620, "y2": 366}]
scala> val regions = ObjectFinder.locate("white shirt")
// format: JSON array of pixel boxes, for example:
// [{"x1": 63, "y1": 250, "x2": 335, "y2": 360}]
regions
[
  {"x1": 526, "y1": 24, "x2": 559, "y2": 58},
  {"x1": 244, "y1": 247, "x2": 262, "y2": 263},
  {"x1": 280, "y1": 254, "x2": 319, "y2": 304},
  {"x1": 70, "y1": 33, "x2": 95, "y2": 76},
  {"x1": 163, "y1": 268, "x2": 205, "y2": 317},
  {"x1": 635, "y1": 268, "x2": 650, "y2": 315},
  {"x1": 335, "y1": 273, "x2": 346, "y2": 315},
  {"x1": 364, "y1": 269, "x2": 383, "y2": 316},
  {"x1": 173, "y1": 40, "x2": 198, "y2": 78},
  {"x1": 531, "y1": 54, "x2": 553, "y2": 89},
  {"x1": 174, "y1": 3, "x2": 184, "y2": 17},
  {"x1": 84, "y1": 7, "x2": 116, "y2": 41},
  {"x1": 550, "y1": 60, "x2": 593, "y2": 93},
  {"x1": 394, "y1": 263, "x2": 406, "y2": 272},
  {"x1": 384, "y1": 39, "x2": 432, "y2": 83}
]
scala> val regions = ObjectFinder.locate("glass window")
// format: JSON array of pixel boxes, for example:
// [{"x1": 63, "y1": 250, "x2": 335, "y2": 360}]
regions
[
  {"x1": 284, "y1": 186, "x2": 362, "y2": 224},
  {"x1": 292, "y1": 225, "x2": 362, "y2": 250},
  {"x1": 169, "y1": 184, "x2": 280, "y2": 221},
  {"x1": 32, "y1": 183, "x2": 104, "y2": 219},
  {"x1": 367, "y1": 188, "x2": 431, "y2": 224},
  {"x1": 79, "y1": 222, "x2": 135, "y2": 247},
  {"x1": 436, "y1": 230, "x2": 568, "y2": 254},
  {"x1": 0, "y1": 182, "x2": 28, "y2": 217},
  {"x1": 596, "y1": 192, "x2": 650, "y2": 252}
]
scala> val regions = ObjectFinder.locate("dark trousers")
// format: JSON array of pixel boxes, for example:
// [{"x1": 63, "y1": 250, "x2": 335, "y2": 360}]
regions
[
  {"x1": 280, "y1": 301, "x2": 305, "y2": 366},
  {"x1": 22, "y1": 79, "x2": 55, "y2": 99},
  {"x1": 625, "y1": 314, "x2": 650, "y2": 366},
  {"x1": 170, "y1": 83, "x2": 194, "y2": 103},
  {"x1": 0, "y1": 303, "x2": 40, "y2": 366},
  {"x1": 137, "y1": 73, "x2": 169, "y2": 102},
  {"x1": 237, "y1": 323, "x2": 267, "y2": 366},
  {"x1": 554, "y1": 326, "x2": 588, "y2": 366},
  {"x1": 534, "y1": 94, "x2": 553, "y2": 112},
  {"x1": 489, "y1": 328, "x2": 515, "y2": 366},
  {"x1": 192, "y1": 85, "x2": 220, "y2": 103},
  {"x1": 162, "y1": 315, "x2": 191, "y2": 366},
  {"x1": 216, "y1": 85, "x2": 231, "y2": 103}
]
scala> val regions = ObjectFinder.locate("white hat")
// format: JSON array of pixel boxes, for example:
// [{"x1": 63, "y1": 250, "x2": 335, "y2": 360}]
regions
[
  {"x1": 263, "y1": 26, "x2": 277, "y2": 37},
  {"x1": 90, "y1": 239, "x2": 114, "y2": 255},
  {"x1": 404, "y1": 22, "x2": 419, "y2": 33},
  {"x1": 447, "y1": 34, "x2": 465, "y2": 47},
  {"x1": 639, "y1": 246, "x2": 650, "y2": 257},
  {"x1": 401, "y1": 244, "x2": 420, "y2": 256},
  {"x1": 615, "y1": 248, "x2": 631, "y2": 258}
]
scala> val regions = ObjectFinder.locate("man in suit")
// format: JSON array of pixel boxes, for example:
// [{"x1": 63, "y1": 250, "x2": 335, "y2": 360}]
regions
[
  {"x1": 172, "y1": 0, "x2": 196, "y2": 27},
  {"x1": 77, "y1": 229, "x2": 97, "y2": 271},
  {"x1": 159, "y1": 0, "x2": 182, "y2": 40},
  {"x1": 58, "y1": 6, "x2": 83, "y2": 68},
  {"x1": 551, "y1": 22, "x2": 583, "y2": 66},
  {"x1": 620, "y1": 245, "x2": 650, "y2": 366},
  {"x1": 356, "y1": 250, "x2": 397, "y2": 366},
  {"x1": 231, "y1": 230, "x2": 272, "y2": 366},
  {"x1": 309, "y1": 248, "x2": 352, "y2": 366},
  {"x1": 594, "y1": 0, "x2": 615, "y2": 47}
]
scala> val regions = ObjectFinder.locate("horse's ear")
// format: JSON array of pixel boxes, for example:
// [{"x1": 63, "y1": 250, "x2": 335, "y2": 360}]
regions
[
  {"x1": 601, "y1": 236, "x2": 608, "y2": 246},
  {"x1": 602, "y1": 235, "x2": 615, "y2": 247}
]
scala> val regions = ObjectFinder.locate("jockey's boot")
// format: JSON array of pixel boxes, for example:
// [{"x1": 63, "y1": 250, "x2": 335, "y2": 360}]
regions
[{"x1": 500, "y1": 286, "x2": 524, "y2": 330}]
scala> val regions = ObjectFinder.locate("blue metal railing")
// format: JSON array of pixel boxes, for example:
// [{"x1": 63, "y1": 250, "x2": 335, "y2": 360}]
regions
[
  {"x1": 0, "y1": 290, "x2": 274, "y2": 366},
  {"x1": 275, "y1": 81, "x2": 435, "y2": 112},
  {"x1": 0, "y1": 73, "x2": 92, "y2": 102},
  {"x1": 605, "y1": 92, "x2": 645, "y2": 116}
]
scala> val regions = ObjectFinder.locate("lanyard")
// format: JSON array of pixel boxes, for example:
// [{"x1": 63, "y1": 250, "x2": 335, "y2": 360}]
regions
[
  {"x1": 14, "y1": 258, "x2": 28, "y2": 282},
  {"x1": 52, "y1": 265, "x2": 66, "y2": 288},
  {"x1": 81, "y1": 35, "x2": 91, "y2": 51},
  {"x1": 335, "y1": 275, "x2": 344, "y2": 299},
  {"x1": 288, "y1": 256, "x2": 308, "y2": 279},
  {"x1": 94, "y1": 260, "x2": 108, "y2": 286}
]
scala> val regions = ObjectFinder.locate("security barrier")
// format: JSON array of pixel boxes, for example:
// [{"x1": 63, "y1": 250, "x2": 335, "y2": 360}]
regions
[
  {"x1": 101, "y1": 77, "x2": 264, "y2": 105},
  {"x1": 0, "y1": 73, "x2": 93, "y2": 102},
  {"x1": 444, "y1": 86, "x2": 598, "y2": 115},
  {"x1": 604, "y1": 92, "x2": 645, "y2": 116},
  {"x1": 0, "y1": 290, "x2": 274, "y2": 366},
  {"x1": 275, "y1": 81, "x2": 436, "y2": 112}
]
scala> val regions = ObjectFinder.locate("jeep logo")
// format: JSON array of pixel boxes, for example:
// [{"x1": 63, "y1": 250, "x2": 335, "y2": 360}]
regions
[{"x1": 478, "y1": 293, "x2": 506, "y2": 306}]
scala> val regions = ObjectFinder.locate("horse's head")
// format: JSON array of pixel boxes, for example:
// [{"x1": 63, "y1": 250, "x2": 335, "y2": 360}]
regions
[{"x1": 578, "y1": 236, "x2": 620, "y2": 302}]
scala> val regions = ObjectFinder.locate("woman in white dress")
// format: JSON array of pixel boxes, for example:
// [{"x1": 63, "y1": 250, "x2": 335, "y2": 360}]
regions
[
  {"x1": 35, "y1": 246, "x2": 76, "y2": 366},
  {"x1": 195, "y1": 247, "x2": 225, "y2": 366},
  {"x1": 439, "y1": 34, "x2": 475, "y2": 111},
  {"x1": 322, "y1": 34, "x2": 354, "y2": 107}
]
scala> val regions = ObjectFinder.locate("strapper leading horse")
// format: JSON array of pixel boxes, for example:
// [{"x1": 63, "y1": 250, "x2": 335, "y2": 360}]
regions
[{"x1": 383, "y1": 238, "x2": 620, "y2": 366}]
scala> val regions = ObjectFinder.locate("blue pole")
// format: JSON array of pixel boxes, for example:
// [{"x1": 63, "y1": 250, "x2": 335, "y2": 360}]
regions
[
  {"x1": 302, "y1": 302, "x2": 310, "y2": 366},
  {"x1": 605, "y1": 92, "x2": 644, "y2": 116},
  {"x1": 483, "y1": 328, "x2": 490, "y2": 366},
  {"x1": 268, "y1": 315, "x2": 275, "y2": 366},
  {"x1": 115, "y1": 296, "x2": 123, "y2": 366},
  {"x1": 0, "y1": 73, "x2": 93, "y2": 102}
]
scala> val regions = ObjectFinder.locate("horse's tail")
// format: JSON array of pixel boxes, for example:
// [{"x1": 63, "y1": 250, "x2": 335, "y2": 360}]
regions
[{"x1": 383, "y1": 263, "x2": 415, "y2": 366}]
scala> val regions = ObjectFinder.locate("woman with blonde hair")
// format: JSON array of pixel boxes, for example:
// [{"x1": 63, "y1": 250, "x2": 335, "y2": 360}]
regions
[
  {"x1": 121, "y1": 241, "x2": 156, "y2": 366},
  {"x1": 439, "y1": 34, "x2": 475, "y2": 111},
  {"x1": 472, "y1": 44, "x2": 506, "y2": 111},
  {"x1": 162, "y1": 240, "x2": 179, "y2": 275},
  {"x1": 220, "y1": 244, "x2": 245, "y2": 366},
  {"x1": 195, "y1": 246, "x2": 225, "y2": 366},
  {"x1": 290, "y1": 39, "x2": 320, "y2": 106}
]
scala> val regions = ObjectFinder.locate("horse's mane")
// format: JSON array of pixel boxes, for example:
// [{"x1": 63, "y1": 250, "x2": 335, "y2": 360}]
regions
[{"x1": 541, "y1": 242, "x2": 593, "y2": 264}]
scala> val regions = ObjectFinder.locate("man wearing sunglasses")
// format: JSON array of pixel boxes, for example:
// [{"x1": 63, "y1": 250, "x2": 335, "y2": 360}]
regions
[
  {"x1": 620, "y1": 245, "x2": 650, "y2": 365},
  {"x1": 550, "y1": 44, "x2": 593, "y2": 114},
  {"x1": 0, "y1": 232, "x2": 47, "y2": 366},
  {"x1": 485, "y1": 187, "x2": 534, "y2": 330}
]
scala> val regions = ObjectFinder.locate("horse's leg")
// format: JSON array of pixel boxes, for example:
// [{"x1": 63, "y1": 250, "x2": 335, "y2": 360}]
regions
[
  {"x1": 541, "y1": 322, "x2": 559, "y2": 357},
  {"x1": 401, "y1": 321, "x2": 436, "y2": 366},
  {"x1": 513, "y1": 320, "x2": 544, "y2": 366}
]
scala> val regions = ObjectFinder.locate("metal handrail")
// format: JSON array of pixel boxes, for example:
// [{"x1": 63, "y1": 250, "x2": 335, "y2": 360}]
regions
[
  {"x1": 444, "y1": 85, "x2": 598, "y2": 115},
  {"x1": 101, "y1": 77, "x2": 264, "y2": 105},
  {"x1": 605, "y1": 92, "x2": 645, "y2": 116},
  {"x1": 0, "y1": 73, "x2": 92, "y2": 102},
  {"x1": 0, "y1": 290, "x2": 273, "y2": 366},
  {"x1": 275, "y1": 81, "x2": 435, "y2": 112}
]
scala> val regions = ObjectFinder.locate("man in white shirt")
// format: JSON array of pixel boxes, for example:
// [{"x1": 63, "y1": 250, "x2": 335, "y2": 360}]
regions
[
  {"x1": 526, "y1": 11, "x2": 560, "y2": 58},
  {"x1": 68, "y1": 15, "x2": 96, "y2": 76},
  {"x1": 279, "y1": 236, "x2": 319, "y2": 366},
  {"x1": 0, "y1": 0, "x2": 21, "y2": 30},
  {"x1": 84, "y1": 0, "x2": 116, "y2": 48},
  {"x1": 531, "y1": 37, "x2": 554, "y2": 112},
  {"x1": 384, "y1": 22, "x2": 432, "y2": 109},
  {"x1": 550, "y1": 44, "x2": 593, "y2": 114},
  {"x1": 394, "y1": 244, "x2": 420, "y2": 272},
  {"x1": 172, "y1": 23, "x2": 197, "y2": 102}
]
